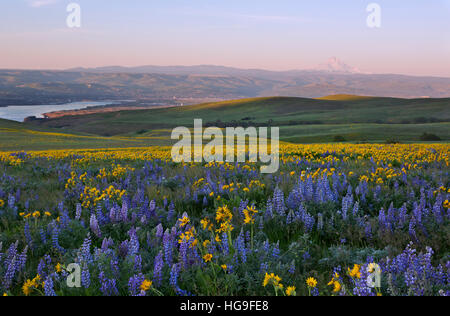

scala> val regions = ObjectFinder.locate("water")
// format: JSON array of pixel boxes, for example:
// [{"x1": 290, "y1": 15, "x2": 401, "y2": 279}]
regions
[{"x1": 0, "y1": 101, "x2": 117, "y2": 122}]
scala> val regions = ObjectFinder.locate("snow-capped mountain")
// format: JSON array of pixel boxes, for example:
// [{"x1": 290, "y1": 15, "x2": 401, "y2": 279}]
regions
[{"x1": 313, "y1": 57, "x2": 363, "y2": 74}]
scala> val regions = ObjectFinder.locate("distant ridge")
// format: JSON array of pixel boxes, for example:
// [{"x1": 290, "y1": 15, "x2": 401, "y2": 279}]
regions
[
  {"x1": 317, "y1": 94, "x2": 377, "y2": 101},
  {"x1": 1, "y1": 58, "x2": 450, "y2": 105}
]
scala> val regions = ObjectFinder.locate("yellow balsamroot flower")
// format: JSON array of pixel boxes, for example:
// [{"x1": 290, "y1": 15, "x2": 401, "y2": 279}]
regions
[
  {"x1": 243, "y1": 205, "x2": 258, "y2": 225},
  {"x1": 215, "y1": 221, "x2": 234, "y2": 234},
  {"x1": 216, "y1": 205, "x2": 232, "y2": 223},
  {"x1": 178, "y1": 228, "x2": 196, "y2": 244},
  {"x1": 263, "y1": 273, "x2": 281, "y2": 287},
  {"x1": 443, "y1": 200, "x2": 449, "y2": 209},
  {"x1": 331, "y1": 281, "x2": 341, "y2": 293},
  {"x1": 286, "y1": 286, "x2": 296, "y2": 296},
  {"x1": 306, "y1": 277, "x2": 317, "y2": 288},
  {"x1": 55, "y1": 263, "x2": 62, "y2": 273},
  {"x1": 221, "y1": 264, "x2": 227, "y2": 271},
  {"x1": 178, "y1": 216, "x2": 190, "y2": 228},
  {"x1": 215, "y1": 235, "x2": 222, "y2": 243},
  {"x1": 327, "y1": 272, "x2": 342, "y2": 293},
  {"x1": 200, "y1": 218, "x2": 211, "y2": 230},
  {"x1": 32, "y1": 211, "x2": 41, "y2": 218},
  {"x1": 203, "y1": 240, "x2": 211, "y2": 248},
  {"x1": 140, "y1": 280, "x2": 152, "y2": 292},
  {"x1": 0, "y1": 199, "x2": 4, "y2": 208},
  {"x1": 3, "y1": 293, "x2": 7, "y2": 296},
  {"x1": 44, "y1": 212, "x2": 51, "y2": 217},
  {"x1": 22, "y1": 275, "x2": 42, "y2": 296},
  {"x1": 348, "y1": 264, "x2": 361, "y2": 279},
  {"x1": 203, "y1": 253, "x2": 213, "y2": 263}
]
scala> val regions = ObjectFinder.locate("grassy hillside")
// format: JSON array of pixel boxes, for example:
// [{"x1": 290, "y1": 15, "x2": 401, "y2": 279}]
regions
[
  {"x1": 0, "y1": 118, "x2": 168, "y2": 151},
  {"x1": 1, "y1": 95, "x2": 448, "y2": 150}
]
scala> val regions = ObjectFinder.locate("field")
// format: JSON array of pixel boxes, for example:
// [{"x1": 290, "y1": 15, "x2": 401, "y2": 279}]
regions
[
  {"x1": 24, "y1": 95, "x2": 450, "y2": 145},
  {"x1": 0, "y1": 143, "x2": 449, "y2": 296}
]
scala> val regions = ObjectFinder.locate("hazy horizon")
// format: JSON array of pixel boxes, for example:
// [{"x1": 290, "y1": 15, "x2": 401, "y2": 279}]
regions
[{"x1": 1, "y1": 0, "x2": 449, "y2": 77}]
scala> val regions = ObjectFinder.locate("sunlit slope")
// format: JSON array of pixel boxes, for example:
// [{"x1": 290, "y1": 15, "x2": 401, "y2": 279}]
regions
[
  {"x1": 28, "y1": 96, "x2": 450, "y2": 138},
  {"x1": 0, "y1": 118, "x2": 171, "y2": 151}
]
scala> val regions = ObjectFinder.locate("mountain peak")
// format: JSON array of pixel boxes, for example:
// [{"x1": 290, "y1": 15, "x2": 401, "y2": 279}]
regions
[{"x1": 313, "y1": 57, "x2": 362, "y2": 74}]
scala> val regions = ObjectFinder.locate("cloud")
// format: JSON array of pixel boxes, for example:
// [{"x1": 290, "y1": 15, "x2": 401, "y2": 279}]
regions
[{"x1": 29, "y1": 0, "x2": 60, "y2": 8}]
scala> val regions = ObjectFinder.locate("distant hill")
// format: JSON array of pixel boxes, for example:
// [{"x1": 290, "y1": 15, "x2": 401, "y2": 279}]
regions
[
  {"x1": 26, "y1": 96, "x2": 449, "y2": 144},
  {"x1": 1, "y1": 62, "x2": 449, "y2": 106}
]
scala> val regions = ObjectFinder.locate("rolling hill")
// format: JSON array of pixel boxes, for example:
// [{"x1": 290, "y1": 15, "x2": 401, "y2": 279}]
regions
[{"x1": 21, "y1": 95, "x2": 449, "y2": 146}]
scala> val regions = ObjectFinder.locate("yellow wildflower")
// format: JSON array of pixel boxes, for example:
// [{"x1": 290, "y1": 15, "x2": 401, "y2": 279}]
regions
[
  {"x1": 203, "y1": 253, "x2": 213, "y2": 263},
  {"x1": 286, "y1": 286, "x2": 296, "y2": 296},
  {"x1": 140, "y1": 280, "x2": 152, "y2": 292},
  {"x1": 348, "y1": 264, "x2": 361, "y2": 278},
  {"x1": 306, "y1": 277, "x2": 317, "y2": 288}
]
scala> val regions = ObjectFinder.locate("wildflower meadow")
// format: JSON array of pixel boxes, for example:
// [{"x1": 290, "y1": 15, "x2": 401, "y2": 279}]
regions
[{"x1": 0, "y1": 143, "x2": 448, "y2": 296}]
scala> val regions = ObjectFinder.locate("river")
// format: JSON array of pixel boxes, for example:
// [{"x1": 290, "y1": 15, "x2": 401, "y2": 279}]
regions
[{"x1": 0, "y1": 101, "x2": 118, "y2": 122}]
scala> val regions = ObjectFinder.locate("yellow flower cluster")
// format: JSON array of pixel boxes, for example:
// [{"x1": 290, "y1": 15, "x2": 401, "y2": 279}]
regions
[
  {"x1": 22, "y1": 275, "x2": 43, "y2": 296},
  {"x1": 215, "y1": 206, "x2": 234, "y2": 234},
  {"x1": 348, "y1": 264, "x2": 361, "y2": 279},
  {"x1": 96, "y1": 164, "x2": 135, "y2": 180},
  {"x1": 306, "y1": 277, "x2": 317, "y2": 288},
  {"x1": 243, "y1": 205, "x2": 258, "y2": 225},
  {"x1": 80, "y1": 185, "x2": 126, "y2": 208},
  {"x1": 327, "y1": 272, "x2": 342, "y2": 293},
  {"x1": 19, "y1": 211, "x2": 51, "y2": 219},
  {"x1": 140, "y1": 280, "x2": 152, "y2": 292},
  {"x1": 263, "y1": 272, "x2": 282, "y2": 288}
]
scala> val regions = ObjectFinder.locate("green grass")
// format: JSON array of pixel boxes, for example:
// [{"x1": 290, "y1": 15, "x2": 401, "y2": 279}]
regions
[{"x1": 1, "y1": 95, "x2": 448, "y2": 150}]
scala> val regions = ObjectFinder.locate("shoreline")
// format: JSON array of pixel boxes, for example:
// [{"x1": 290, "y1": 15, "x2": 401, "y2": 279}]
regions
[{"x1": 41, "y1": 104, "x2": 181, "y2": 119}]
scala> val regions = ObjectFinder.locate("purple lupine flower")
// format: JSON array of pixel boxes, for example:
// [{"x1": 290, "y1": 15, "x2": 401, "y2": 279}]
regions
[
  {"x1": 52, "y1": 226, "x2": 65, "y2": 253},
  {"x1": 272, "y1": 241, "x2": 280, "y2": 259},
  {"x1": 264, "y1": 198, "x2": 273, "y2": 220},
  {"x1": 273, "y1": 188, "x2": 286, "y2": 216},
  {"x1": 234, "y1": 230, "x2": 247, "y2": 263},
  {"x1": 98, "y1": 271, "x2": 119, "y2": 296},
  {"x1": 24, "y1": 222, "x2": 33, "y2": 248},
  {"x1": 128, "y1": 273, "x2": 145, "y2": 296},
  {"x1": 163, "y1": 229, "x2": 173, "y2": 265},
  {"x1": 89, "y1": 214, "x2": 101, "y2": 238},
  {"x1": 128, "y1": 228, "x2": 140, "y2": 256},
  {"x1": 40, "y1": 228, "x2": 47, "y2": 245},
  {"x1": 153, "y1": 252, "x2": 164, "y2": 286},
  {"x1": 81, "y1": 264, "x2": 91, "y2": 288},
  {"x1": 221, "y1": 232, "x2": 229, "y2": 256},
  {"x1": 44, "y1": 275, "x2": 57, "y2": 296},
  {"x1": 179, "y1": 240, "x2": 189, "y2": 269},
  {"x1": 75, "y1": 203, "x2": 82, "y2": 220},
  {"x1": 155, "y1": 224, "x2": 164, "y2": 240},
  {"x1": 170, "y1": 263, "x2": 180, "y2": 288},
  {"x1": 167, "y1": 202, "x2": 175, "y2": 222}
]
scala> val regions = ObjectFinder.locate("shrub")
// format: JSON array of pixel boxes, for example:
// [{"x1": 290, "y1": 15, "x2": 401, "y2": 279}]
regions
[
  {"x1": 420, "y1": 133, "x2": 441, "y2": 141},
  {"x1": 333, "y1": 135, "x2": 346, "y2": 142}
]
